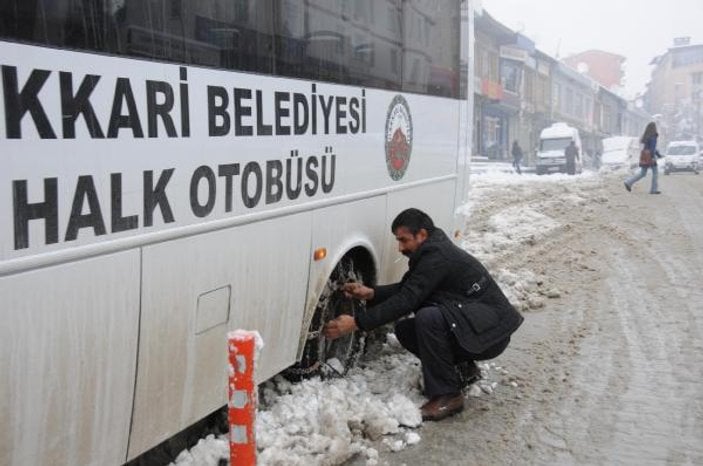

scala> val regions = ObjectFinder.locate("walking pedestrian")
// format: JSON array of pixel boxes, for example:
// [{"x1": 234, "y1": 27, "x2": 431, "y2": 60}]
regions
[
  {"x1": 565, "y1": 141, "x2": 580, "y2": 175},
  {"x1": 511, "y1": 140, "x2": 523, "y2": 174},
  {"x1": 624, "y1": 122, "x2": 662, "y2": 194},
  {"x1": 324, "y1": 208, "x2": 523, "y2": 421}
]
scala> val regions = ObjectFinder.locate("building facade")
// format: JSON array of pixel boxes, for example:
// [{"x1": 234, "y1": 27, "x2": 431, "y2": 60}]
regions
[
  {"x1": 474, "y1": 9, "x2": 650, "y2": 163},
  {"x1": 473, "y1": 11, "x2": 513, "y2": 159},
  {"x1": 645, "y1": 38, "x2": 703, "y2": 143},
  {"x1": 563, "y1": 49, "x2": 626, "y2": 92}
]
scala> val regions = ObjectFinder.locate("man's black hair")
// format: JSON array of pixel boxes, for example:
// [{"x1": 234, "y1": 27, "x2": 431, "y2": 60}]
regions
[{"x1": 391, "y1": 208, "x2": 436, "y2": 235}]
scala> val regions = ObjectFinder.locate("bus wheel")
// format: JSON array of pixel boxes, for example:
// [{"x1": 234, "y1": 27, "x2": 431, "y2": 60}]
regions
[{"x1": 284, "y1": 258, "x2": 366, "y2": 381}]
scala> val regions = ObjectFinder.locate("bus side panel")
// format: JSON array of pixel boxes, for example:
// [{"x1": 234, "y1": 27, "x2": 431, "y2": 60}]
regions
[
  {"x1": 382, "y1": 181, "x2": 458, "y2": 285},
  {"x1": 374, "y1": 90, "x2": 460, "y2": 282},
  {"x1": 0, "y1": 251, "x2": 140, "y2": 466},
  {"x1": 128, "y1": 213, "x2": 311, "y2": 459}
]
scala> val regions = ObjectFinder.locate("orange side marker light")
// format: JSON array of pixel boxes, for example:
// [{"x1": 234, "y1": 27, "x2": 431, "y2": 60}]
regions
[{"x1": 313, "y1": 247, "x2": 327, "y2": 261}]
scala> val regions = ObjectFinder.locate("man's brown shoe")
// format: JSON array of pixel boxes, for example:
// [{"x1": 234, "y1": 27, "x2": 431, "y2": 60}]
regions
[{"x1": 421, "y1": 393, "x2": 464, "y2": 421}]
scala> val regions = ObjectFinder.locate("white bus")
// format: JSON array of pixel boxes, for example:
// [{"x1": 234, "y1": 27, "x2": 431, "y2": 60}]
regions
[{"x1": 0, "y1": 1, "x2": 474, "y2": 464}]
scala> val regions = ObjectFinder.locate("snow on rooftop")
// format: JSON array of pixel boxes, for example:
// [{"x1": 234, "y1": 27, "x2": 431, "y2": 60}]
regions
[
  {"x1": 540, "y1": 122, "x2": 578, "y2": 139},
  {"x1": 603, "y1": 136, "x2": 636, "y2": 151},
  {"x1": 667, "y1": 140, "x2": 698, "y2": 146}
]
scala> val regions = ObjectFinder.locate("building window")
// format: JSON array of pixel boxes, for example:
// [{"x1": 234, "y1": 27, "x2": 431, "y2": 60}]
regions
[
  {"x1": 565, "y1": 88, "x2": 574, "y2": 115},
  {"x1": 353, "y1": 0, "x2": 369, "y2": 21},
  {"x1": 604, "y1": 106, "x2": 613, "y2": 131},
  {"x1": 170, "y1": 0, "x2": 181, "y2": 19},
  {"x1": 387, "y1": 6, "x2": 399, "y2": 33},
  {"x1": 524, "y1": 71, "x2": 533, "y2": 101},
  {"x1": 542, "y1": 78, "x2": 550, "y2": 107},
  {"x1": 491, "y1": 52, "x2": 499, "y2": 81},
  {"x1": 390, "y1": 48, "x2": 399, "y2": 75},
  {"x1": 586, "y1": 98, "x2": 593, "y2": 122},
  {"x1": 234, "y1": 0, "x2": 249, "y2": 22},
  {"x1": 575, "y1": 94, "x2": 584, "y2": 119},
  {"x1": 692, "y1": 72, "x2": 703, "y2": 86},
  {"x1": 553, "y1": 83, "x2": 561, "y2": 110},
  {"x1": 672, "y1": 47, "x2": 703, "y2": 67},
  {"x1": 480, "y1": 49, "x2": 489, "y2": 78},
  {"x1": 500, "y1": 60, "x2": 520, "y2": 93}
]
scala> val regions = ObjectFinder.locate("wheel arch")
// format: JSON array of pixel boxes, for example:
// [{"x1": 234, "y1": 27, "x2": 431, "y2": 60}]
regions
[
  {"x1": 343, "y1": 245, "x2": 378, "y2": 288},
  {"x1": 294, "y1": 239, "x2": 379, "y2": 361}
]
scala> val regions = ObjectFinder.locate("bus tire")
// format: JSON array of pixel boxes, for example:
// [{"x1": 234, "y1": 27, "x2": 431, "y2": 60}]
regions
[{"x1": 284, "y1": 257, "x2": 366, "y2": 381}]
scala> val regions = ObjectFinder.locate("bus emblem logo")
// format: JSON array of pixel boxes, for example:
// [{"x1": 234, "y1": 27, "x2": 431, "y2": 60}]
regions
[{"x1": 384, "y1": 95, "x2": 413, "y2": 180}]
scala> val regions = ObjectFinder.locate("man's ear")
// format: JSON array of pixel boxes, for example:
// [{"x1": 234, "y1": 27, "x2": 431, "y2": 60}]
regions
[{"x1": 417, "y1": 228, "x2": 429, "y2": 242}]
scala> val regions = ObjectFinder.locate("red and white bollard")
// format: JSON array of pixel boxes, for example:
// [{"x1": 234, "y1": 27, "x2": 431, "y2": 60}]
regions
[{"x1": 227, "y1": 330, "x2": 263, "y2": 466}]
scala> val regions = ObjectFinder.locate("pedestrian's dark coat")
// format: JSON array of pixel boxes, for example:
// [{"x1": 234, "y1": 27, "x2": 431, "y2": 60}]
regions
[
  {"x1": 354, "y1": 229, "x2": 523, "y2": 354},
  {"x1": 512, "y1": 143, "x2": 523, "y2": 161},
  {"x1": 565, "y1": 143, "x2": 579, "y2": 174},
  {"x1": 565, "y1": 143, "x2": 579, "y2": 160},
  {"x1": 640, "y1": 134, "x2": 660, "y2": 167}
]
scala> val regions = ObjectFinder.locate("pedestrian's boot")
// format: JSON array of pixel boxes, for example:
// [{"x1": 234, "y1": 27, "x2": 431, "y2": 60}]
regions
[
  {"x1": 421, "y1": 393, "x2": 464, "y2": 421},
  {"x1": 456, "y1": 360, "x2": 482, "y2": 389}
]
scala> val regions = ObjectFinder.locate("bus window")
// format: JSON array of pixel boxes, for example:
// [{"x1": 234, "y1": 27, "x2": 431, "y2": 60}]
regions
[{"x1": 0, "y1": 0, "x2": 460, "y2": 97}]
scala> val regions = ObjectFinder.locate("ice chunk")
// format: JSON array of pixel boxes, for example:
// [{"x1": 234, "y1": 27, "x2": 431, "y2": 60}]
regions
[
  {"x1": 405, "y1": 432, "x2": 421, "y2": 445},
  {"x1": 326, "y1": 357, "x2": 345, "y2": 374},
  {"x1": 468, "y1": 385, "x2": 482, "y2": 397}
]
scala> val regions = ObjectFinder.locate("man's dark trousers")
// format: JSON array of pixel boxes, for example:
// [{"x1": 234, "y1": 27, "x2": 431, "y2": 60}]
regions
[{"x1": 395, "y1": 306, "x2": 509, "y2": 397}]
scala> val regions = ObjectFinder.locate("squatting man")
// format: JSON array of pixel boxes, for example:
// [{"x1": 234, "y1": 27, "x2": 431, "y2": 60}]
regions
[{"x1": 324, "y1": 208, "x2": 523, "y2": 421}]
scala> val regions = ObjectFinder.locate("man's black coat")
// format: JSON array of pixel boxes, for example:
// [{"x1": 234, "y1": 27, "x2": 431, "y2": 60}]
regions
[{"x1": 355, "y1": 229, "x2": 523, "y2": 354}]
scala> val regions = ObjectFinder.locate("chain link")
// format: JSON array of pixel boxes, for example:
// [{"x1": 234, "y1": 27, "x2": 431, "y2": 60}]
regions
[{"x1": 285, "y1": 258, "x2": 367, "y2": 377}]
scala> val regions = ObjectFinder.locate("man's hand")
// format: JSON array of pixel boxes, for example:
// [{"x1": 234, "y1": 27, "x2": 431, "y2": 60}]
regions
[
  {"x1": 341, "y1": 282, "x2": 374, "y2": 300},
  {"x1": 323, "y1": 315, "x2": 358, "y2": 340}
]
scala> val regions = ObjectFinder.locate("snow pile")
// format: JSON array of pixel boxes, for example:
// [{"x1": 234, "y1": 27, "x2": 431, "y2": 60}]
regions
[
  {"x1": 170, "y1": 341, "x2": 423, "y2": 466},
  {"x1": 464, "y1": 204, "x2": 560, "y2": 257},
  {"x1": 171, "y1": 435, "x2": 229, "y2": 466},
  {"x1": 492, "y1": 267, "x2": 548, "y2": 312},
  {"x1": 256, "y1": 364, "x2": 419, "y2": 464},
  {"x1": 254, "y1": 338, "x2": 426, "y2": 465},
  {"x1": 458, "y1": 171, "x2": 601, "y2": 311},
  {"x1": 469, "y1": 169, "x2": 598, "y2": 187},
  {"x1": 171, "y1": 338, "x2": 515, "y2": 466}
]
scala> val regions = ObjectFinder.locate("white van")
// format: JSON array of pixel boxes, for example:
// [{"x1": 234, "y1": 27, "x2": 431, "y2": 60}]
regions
[
  {"x1": 663, "y1": 140, "x2": 700, "y2": 174},
  {"x1": 536, "y1": 123, "x2": 583, "y2": 175},
  {"x1": 601, "y1": 136, "x2": 640, "y2": 171}
]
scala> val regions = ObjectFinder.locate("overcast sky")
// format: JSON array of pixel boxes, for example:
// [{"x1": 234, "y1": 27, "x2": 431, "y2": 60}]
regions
[{"x1": 479, "y1": 0, "x2": 703, "y2": 98}]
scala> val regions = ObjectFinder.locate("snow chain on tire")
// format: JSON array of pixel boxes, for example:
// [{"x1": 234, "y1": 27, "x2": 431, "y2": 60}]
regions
[{"x1": 284, "y1": 258, "x2": 367, "y2": 379}]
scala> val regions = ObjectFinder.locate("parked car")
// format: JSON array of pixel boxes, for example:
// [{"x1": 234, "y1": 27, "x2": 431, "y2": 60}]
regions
[
  {"x1": 663, "y1": 140, "x2": 700, "y2": 175},
  {"x1": 601, "y1": 136, "x2": 639, "y2": 171}
]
